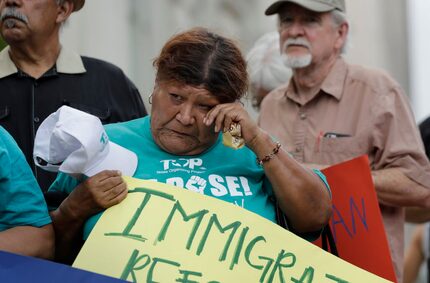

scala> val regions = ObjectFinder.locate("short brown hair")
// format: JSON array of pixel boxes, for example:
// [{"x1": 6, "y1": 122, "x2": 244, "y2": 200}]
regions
[{"x1": 153, "y1": 28, "x2": 248, "y2": 103}]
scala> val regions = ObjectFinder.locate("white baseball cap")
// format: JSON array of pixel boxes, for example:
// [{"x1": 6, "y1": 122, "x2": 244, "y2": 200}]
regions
[{"x1": 33, "y1": 106, "x2": 137, "y2": 177}]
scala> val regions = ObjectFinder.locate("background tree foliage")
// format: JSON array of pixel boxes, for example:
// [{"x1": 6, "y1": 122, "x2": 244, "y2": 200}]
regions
[{"x1": 0, "y1": 36, "x2": 6, "y2": 51}]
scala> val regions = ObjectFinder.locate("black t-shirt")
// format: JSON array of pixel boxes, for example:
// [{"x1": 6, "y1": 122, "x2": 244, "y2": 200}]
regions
[{"x1": 0, "y1": 56, "x2": 147, "y2": 191}]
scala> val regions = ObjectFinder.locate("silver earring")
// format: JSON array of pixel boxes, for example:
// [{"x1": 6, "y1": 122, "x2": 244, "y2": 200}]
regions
[{"x1": 148, "y1": 94, "x2": 153, "y2": 104}]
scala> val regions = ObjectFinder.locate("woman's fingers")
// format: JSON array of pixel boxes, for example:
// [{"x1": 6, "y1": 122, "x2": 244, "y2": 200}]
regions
[
  {"x1": 205, "y1": 103, "x2": 240, "y2": 132},
  {"x1": 109, "y1": 183, "x2": 128, "y2": 205}
]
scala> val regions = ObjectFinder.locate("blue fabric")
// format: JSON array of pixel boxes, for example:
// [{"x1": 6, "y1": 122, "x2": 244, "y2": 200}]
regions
[
  {"x1": 0, "y1": 127, "x2": 51, "y2": 231},
  {"x1": 50, "y1": 116, "x2": 330, "y2": 240},
  {"x1": 0, "y1": 251, "x2": 126, "y2": 283}
]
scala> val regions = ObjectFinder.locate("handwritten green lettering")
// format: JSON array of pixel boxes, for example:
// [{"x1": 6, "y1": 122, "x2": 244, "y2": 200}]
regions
[
  {"x1": 106, "y1": 187, "x2": 176, "y2": 242},
  {"x1": 176, "y1": 270, "x2": 203, "y2": 283},
  {"x1": 267, "y1": 249, "x2": 296, "y2": 283},
  {"x1": 156, "y1": 200, "x2": 209, "y2": 249},
  {"x1": 147, "y1": 257, "x2": 180, "y2": 283},
  {"x1": 196, "y1": 214, "x2": 241, "y2": 262},
  {"x1": 120, "y1": 249, "x2": 151, "y2": 282},
  {"x1": 291, "y1": 266, "x2": 314, "y2": 283},
  {"x1": 325, "y1": 274, "x2": 349, "y2": 283}
]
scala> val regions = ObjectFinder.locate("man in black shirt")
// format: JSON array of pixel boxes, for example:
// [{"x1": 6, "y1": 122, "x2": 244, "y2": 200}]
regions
[{"x1": 0, "y1": 0, "x2": 147, "y2": 191}]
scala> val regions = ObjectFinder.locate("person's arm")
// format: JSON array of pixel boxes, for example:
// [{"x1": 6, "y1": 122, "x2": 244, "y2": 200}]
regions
[
  {"x1": 371, "y1": 86, "x2": 430, "y2": 209},
  {"x1": 247, "y1": 131, "x2": 331, "y2": 233},
  {"x1": 51, "y1": 170, "x2": 127, "y2": 263},
  {"x1": 204, "y1": 103, "x2": 331, "y2": 233},
  {"x1": 0, "y1": 127, "x2": 54, "y2": 260},
  {"x1": 302, "y1": 163, "x2": 329, "y2": 170},
  {"x1": 404, "y1": 224, "x2": 425, "y2": 283},
  {"x1": 406, "y1": 207, "x2": 430, "y2": 223},
  {"x1": 304, "y1": 164, "x2": 430, "y2": 209},
  {"x1": 372, "y1": 168, "x2": 430, "y2": 208},
  {"x1": 0, "y1": 224, "x2": 54, "y2": 259}
]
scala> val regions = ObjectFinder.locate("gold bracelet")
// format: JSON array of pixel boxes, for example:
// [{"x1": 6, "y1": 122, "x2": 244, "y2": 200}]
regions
[{"x1": 256, "y1": 142, "x2": 281, "y2": 166}]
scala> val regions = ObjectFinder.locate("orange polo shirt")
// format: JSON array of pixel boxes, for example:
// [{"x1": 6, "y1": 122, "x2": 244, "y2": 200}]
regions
[{"x1": 259, "y1": 57, "x2": 430, "y2": 282}]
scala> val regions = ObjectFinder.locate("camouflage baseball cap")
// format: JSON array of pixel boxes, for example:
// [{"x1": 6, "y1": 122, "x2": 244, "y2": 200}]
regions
[{"x1": 265, "y1": 0, "x2": 345, "y2": 15}]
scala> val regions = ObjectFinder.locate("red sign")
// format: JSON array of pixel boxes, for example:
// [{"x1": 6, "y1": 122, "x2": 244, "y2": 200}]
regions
[{"x1": 314, "y1": 155, "x2": 397, "y2": 282}]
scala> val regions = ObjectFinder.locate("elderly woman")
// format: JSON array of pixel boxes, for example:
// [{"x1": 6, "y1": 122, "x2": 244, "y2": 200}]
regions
[{"x1": 48, "y1": 28, "x2": 331, "y2": 263}]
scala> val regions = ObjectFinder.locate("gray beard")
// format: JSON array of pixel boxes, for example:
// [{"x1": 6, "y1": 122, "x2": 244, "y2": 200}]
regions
[{"x1": 282, "y1": 53, "x2": 312, "y2": 69}]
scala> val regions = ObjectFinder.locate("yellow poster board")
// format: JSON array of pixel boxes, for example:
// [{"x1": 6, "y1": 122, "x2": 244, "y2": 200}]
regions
[{"x1": 73, "y1": 177, "x2": 392, "y2": 283}]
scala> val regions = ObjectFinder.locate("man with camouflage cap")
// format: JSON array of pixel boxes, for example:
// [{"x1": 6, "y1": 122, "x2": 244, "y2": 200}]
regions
[{"x1": 259, "y1": 1, "x2": 430, "y2": 281}]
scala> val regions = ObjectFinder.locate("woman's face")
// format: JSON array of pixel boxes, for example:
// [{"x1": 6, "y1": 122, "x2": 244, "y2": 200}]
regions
[{"x1": 150, "y1": 81, "x2": 221, "y2": 155}]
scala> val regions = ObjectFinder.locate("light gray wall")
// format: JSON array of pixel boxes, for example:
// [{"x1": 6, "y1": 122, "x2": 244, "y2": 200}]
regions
[
  {"x1": 129, "y1": 0, "x2": 278, "y2": 111},
  {"x1": 345, "y1": 0, "x2": 409, "y2": 93},
  {"x1": 60, "y1": 0, "x2": 411, "y2": 117},
  {"x1": 61, "y1": 0, "x2": 132, "y2": 77},
  {"x1": 408, "y1": 0, "x2": 430, "y2": 124}
]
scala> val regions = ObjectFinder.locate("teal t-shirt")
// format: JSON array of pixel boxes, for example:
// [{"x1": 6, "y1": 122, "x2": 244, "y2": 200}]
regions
[
  {"x1": 0, "y1": 126, "x2": 51, "y2": 231},
  {"x1": 50, "y1": 116, "x2": 329, "y2": 239}
]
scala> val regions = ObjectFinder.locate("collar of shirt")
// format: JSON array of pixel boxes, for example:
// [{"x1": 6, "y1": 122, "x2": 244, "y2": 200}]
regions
[
  {"x1": 285, "y1": 57, "x2": 348, "y2": 105},
  {"x1": 0, "y1": 45, "x2": 86, "y2": 79}
]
